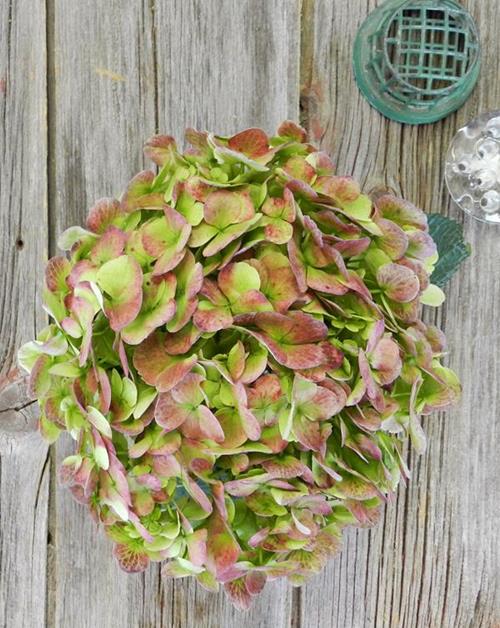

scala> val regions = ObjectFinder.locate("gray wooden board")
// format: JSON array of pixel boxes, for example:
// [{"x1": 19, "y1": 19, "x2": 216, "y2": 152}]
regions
[
  {"x1": 0, "y1": 0, "x2": 50, "y2": 626},
  {"x1": 1, "y1": 0, "x2": 499, "y2": 626}
]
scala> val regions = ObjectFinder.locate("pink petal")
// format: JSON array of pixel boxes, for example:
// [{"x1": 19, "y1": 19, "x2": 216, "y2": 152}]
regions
[{"x1": 377, "y1": 263, "x2": 420, "y2": 303}]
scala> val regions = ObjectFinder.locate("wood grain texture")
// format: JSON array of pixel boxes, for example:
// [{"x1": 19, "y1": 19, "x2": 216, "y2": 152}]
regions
[
  {"x1": 298, "y1": 1, "x2": 500, "y2": 627},
  {"x1": 0, "y1": 0, "x2": 50, "y2": 626}
]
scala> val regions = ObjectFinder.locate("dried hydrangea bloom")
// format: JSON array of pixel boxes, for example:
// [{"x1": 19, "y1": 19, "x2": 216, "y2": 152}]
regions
[{"x1": 18, "y1": 122, "x2": 460, "y2": 610}]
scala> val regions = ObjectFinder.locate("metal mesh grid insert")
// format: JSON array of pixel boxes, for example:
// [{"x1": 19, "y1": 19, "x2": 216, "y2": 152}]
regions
[
  {"x1": 374, "y1": 4, "x2": 479, "y2": 106},
  {"x1": 353, "y1": 0, "x2": 481, "y2": 123}
]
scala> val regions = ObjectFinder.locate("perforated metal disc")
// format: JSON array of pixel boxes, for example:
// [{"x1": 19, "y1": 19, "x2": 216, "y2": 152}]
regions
[{"x1": 353, "y1": 0, "x2": 481, "y2": 124}]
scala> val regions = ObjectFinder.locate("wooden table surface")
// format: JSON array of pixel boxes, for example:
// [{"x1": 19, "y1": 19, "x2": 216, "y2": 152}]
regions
[{"x1": 1, "y1": 1, "x2": 499, "y2": 627}]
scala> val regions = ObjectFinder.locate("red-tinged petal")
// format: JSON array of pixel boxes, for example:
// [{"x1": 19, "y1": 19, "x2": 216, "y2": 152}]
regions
[
  {"x1": 355, "y1": 434, "x2": 382, "y2": 461},
  {"x1": 183, "y1": 473, "x2": 213, "y2": 514},
  {"x1": 277, "y1": 120, "x2": 307, "y2": 142},
  {"x1": 187, "y1": 529, "x2": 208, "y2": 567},
  {"x1": 307, "y1": 151, "x2": 335, "y2": 175},
  {"x1": 152, "y1": 454, "x2": 181, "y2": 477},
  {"x1": 358, "y1": 350, "x2": 385, "y2": 412},
  {"x1": 247, "y1": 374, "x2": 282, "y2": 407},
  {"x1": 245, "y1": 571, "x2": 267, "y2": 596},
  {"x1": 407, "y1": 230, "x2": 437, "y2": 260},
  {"x1": 227, "y1": 340, "x2": 246, "y2": 381},
  {"x1": 321, "y1": 342, "x2": 345, "y2": 370},
  {"x1": 253, "y1": 311, "x2": 327, "y2": 344},
  {"x1": 203, "y1": 189, "x2": 255, "y2": 229},
  {"x1": 263, "y1": 218, "x2": 293, "y2": 244},
  {"x1": 113, "y1": 543, "x2": 149, "y2": 573},
  {"x1": 224, "y1": 475, "x2": 269, "y2": 497},
  {"x1": 167, "y1": 252, "x2": 204, "y2": 333},
  {"x1": 283, "y1": 156, "x2": 315, "y2": 183},
  {"x1": 366, "y1": 319, "x2": 385, "y2": 353},
  {"x1": 234, "y1": 290, "x2": 272, "y2": 315},
  {"x1": 224, "y1": 579, "x2": 252, "y2": 611},
  {"x1": 133, "y1": 332, "x2": 197, "y2": 392},
  {"x1": 86, "y1": 366, "x2": 112, "y2": 413},
  {"x1": 333, "y1": 237, "x2": 371, "y2": 258},
  {"x1": 96, "y1": 255, "x2": 143, "y2": 331},
  {"x1": 28, "y1": 355, "x2": 51, "y2": 398},
  {"x1": 121, "y1": 273, "x2": 177, "y2": 346},
  {"x1": 132, "y1": 489, "x2": 155, "y2": 516},
  {"x1": 315, "y1": 175, "x2": 360, "y2": 202},
  {"x1": 377, "y1": 263, "x2": 420, "y2": 303},
  {"x1": 247, "y1": 331, "x2": 328, "y2": 370},
  {"x1": 202, "y1": 217, "x2": 259, "y2": 258},
  {"x1": 376, "y1": 195, "x2": 428, "y2": 230},
  {"x1": 154, "y1": 392, "x2": 190, "y2": 431},
  {"x1": 370, "y1": 337, "x2": 402, "y2": 385},
  {"x1": 294, "y1": 415, "x2": 332, "y2": 456},
  {"x1": 248, "y1": 527, "x2": 271, "y2": 548},
  {"x1": 193, "y1": 301, "x2": 232, "y2": 333},
  {"x1": 252, "y1": 250, "x2": 302, "y2": 313},
  {"x1": 262, "y1": 456, "x2": 308, "y2": 479},
  {"x1": 228, "y1": 128, "x2": 270, "y2": 158},
  {"x1": 90, "y1": 226, "x2": 127, "y2": 266},
  {"x1": 141, "y1": 207, "x2": 191, "y2": 275},
  {"x1": 212, "y1": 481, "x2": 228, "y2": 519},
  {"x1": 346, "y1": 500, "x2": 381, "y2": 527},
  {"x1": 314, "y1": 209, "x2": 361, "y2": 235},
  {"x1": 199, "y1": 277, "x2": 227, "y2": 305},
  {"x1": 163, "y1": 323, "x2": 201, "y2": 355},
  {"x1": 121, "y1": 170, "x2": 164, "y2": 212},
  {"x1": 143, "y1": 134, "x2": 177, "y2": 166},
  {"x1": 182, "y1": 405, "x2": 225, "y2": 443},
  {"x1": 375, "y1": 218, "x2": 409, "y2": 260},
  {"x1": 45, "y1": 256, "x2": 71, "y2": 292},
  {"x1": 218, "y1": 261, "x2": 261, "y2": 301},
  {"x1": 262, "y1": 189, "x2": 295, "y2": 222},
  {"x1": 206, "y1": 512, "x2": 241, "y2": 578},
  {"x1": 183, "y1": 176, "x2": 212, "y2": 202},
  {"x1": 302, "y1": 385, "x2": 346, "y2": 421},
  {"x1": 66, "y1": 260, "x2": 96, "y2": 290},
  {"x1": 307, "y1": 267, "x2": 349, "y2": 295},
  {"x1": 390, "y1": 298, "x2": 420, "y2": 324},
  {"x1": 239, "y1": 406, "x2": 261, "y2": 441},
  {"x1": 287, "y1": 234, "x2": 308, "y2": 293},
  {"x1": 343, "y1": 270, "x2": 374, "y2": 302},
  {"x1": 86, "y1": 198, "x2": 124, "y2": 234},
  {"x1": 168, "y1": 378, "x2": 204, "y2": 415},
  {"x1": 116, "y1": 335, "x2": 130, "y2": 377},
  {"x1": 216, "y1": 408, "x2": 248, "y2": 448}
]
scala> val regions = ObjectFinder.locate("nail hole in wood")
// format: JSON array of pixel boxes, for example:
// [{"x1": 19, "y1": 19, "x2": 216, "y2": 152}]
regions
[{"x1": 16, "y1": 238, "x2": 24, "y2": 250}]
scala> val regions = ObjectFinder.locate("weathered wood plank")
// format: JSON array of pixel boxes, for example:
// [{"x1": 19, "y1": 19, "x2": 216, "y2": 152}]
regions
[
  {"x1": 155, "y1": 0, "x2": 299, "y2": 137},
  {"x1": 50, "y1": 2, "x2": 158, "y2": 627},
  {"x1": 298, "y1": 1, "x2": 500, "y2": 627},
  {"x1": 0, "y1": 0, "x2": 50, "y2": 626}
]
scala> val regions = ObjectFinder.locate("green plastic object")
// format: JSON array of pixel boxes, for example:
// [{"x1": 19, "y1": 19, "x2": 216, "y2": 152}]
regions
[{"x1": 353, "y1": 0, "x2": 481, "y2": 124}]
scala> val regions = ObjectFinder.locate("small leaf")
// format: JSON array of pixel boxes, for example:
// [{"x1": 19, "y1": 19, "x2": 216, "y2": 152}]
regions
[
  {"x1": 420, "y1": 284, "x2": 446, "y2": 307},
  {"x1": 428, "y1": 213, "x2": 471, "y2": 288},
  {"x1": 87, "y1": 406, "x2": 112, "y2": 438},
  {"x1": 96, "y1": 255, "x2": 143, "y2": 331}
]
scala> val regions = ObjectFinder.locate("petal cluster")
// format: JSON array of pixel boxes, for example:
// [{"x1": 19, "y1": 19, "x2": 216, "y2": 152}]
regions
[{"x1": 19, "y1": 122, "x2": 460, "y2": 610}]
